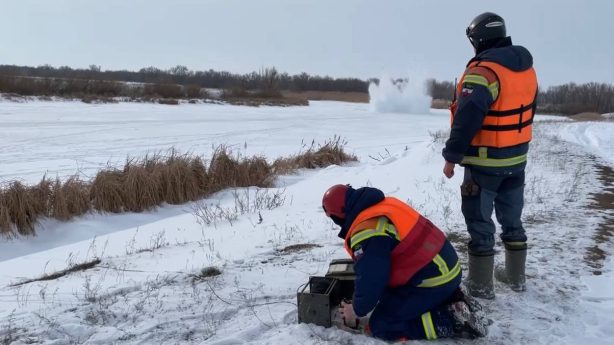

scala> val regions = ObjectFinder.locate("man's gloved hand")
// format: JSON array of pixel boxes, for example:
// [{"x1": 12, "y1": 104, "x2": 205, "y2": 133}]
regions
[
  {"x1": 340, "y1": 300, "x2": 359, "y2": 328},
  {"x1": 443, "y1": 161, "x2": 456, "y2": 179}
]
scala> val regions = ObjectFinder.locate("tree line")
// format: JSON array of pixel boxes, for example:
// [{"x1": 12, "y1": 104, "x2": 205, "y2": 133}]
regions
[
  {"x1": 0, "y1": 64, "x2": 612, "y2": 114},
  {"x1": 0, "y1": 64, "x2": 369, "y2": 93},
  {"x1": 537, "y1": 82, "x2": 614, "y2": 115},
  {"x1": 426, "y1": 79, "x2": 614, "y2": 115}
]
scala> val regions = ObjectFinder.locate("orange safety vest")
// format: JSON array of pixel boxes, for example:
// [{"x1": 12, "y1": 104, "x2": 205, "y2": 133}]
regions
[
  {"x1": 344, "y1": 197, "x2": 446, "y2": 287},
  {"x1": 452, "y1": 60, "x2": 538, "y2": 148}
]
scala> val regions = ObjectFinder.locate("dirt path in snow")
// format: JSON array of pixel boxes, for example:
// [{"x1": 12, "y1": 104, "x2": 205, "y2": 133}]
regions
[{"x1": 585, "y1": 164, "x2": 614, "y2": 274}]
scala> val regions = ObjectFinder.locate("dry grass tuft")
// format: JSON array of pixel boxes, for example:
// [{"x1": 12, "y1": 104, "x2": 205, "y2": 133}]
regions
[
  {"x1": 32, "y1": 177, "x2": 53, "y2": 213},
  {"x1": 51, "y1": 176, "x2": 90, "y2": 220},
  {"x1": 122, "y1": 162, "x2": 160, "y2": 212},
  {"x1": 158, "y1": 152, "x2": 203, "y2": 204},
  {"x1": 208, "y1": 148, "x2": 274, "y2": 190},
  {"x1": 238, "y1": 157, "x2": 273, "y2": 188},
  {"x1": 91, "y1": 169, "x2": 125, "y2": 213},
  {"x1": 273, "y1": 136, "x2": 357, "y2": 174},
  {"x1": 0, "y1": 181, "x2": 42, "y2": 236},
  {"x1": 0, "y1": 138, "x2": 356, "y2": 237},
  {"x1": 0, "y1": 203, "x2": 12, "y2": 235},
  {"x1": 190, "y1": 157, "x2": 210, "y2": 195},
  {"x1": 208, "y1": 146, "x2": 241, "y2": 191}
]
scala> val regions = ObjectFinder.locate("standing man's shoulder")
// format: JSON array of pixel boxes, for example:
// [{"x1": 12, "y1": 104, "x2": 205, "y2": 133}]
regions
[{"x1": 460, "y1": 65, "x2": 500, "y2": 101}]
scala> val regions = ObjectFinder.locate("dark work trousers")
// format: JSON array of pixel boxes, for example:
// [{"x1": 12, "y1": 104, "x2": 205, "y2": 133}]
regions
[
  {"x1": 461, "y1": 166, "x2": 527, "y2": 254},
  {"x1": 368, "y1": 274, "x2": 460, "y2": 340},
  {"x1": 367, "y1": 241, "x2": 461, "y2": 340}
]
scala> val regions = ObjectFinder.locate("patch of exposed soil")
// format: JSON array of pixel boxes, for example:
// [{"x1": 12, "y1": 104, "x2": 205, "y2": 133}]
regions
[
  {"x1": 281, "y1": 91, "x2": 369, "y2": 103},
  {"x1": 584, "y1": 164, "x2": 614, "y2": 274},
  {"x1": 570, "y1": 112, "x2": 607, "y2": 121},
  {"x1": 446, "y1": 231, "x2": 470, "y2": 255},
  {"x1": 279, "y1": 243, "x2": 322, "y2": 254},
  {"x1": 191, "y1": 266, "x2": 222, "y2": 283}
]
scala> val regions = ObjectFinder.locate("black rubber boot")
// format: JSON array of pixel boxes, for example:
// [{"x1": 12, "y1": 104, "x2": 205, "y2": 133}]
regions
[
  {"x1": 466, "y1": 252, "x2": 495, "y2": 299},
  {"x1": 495, "y1": 242, "x2": 527, "y2": 292}
]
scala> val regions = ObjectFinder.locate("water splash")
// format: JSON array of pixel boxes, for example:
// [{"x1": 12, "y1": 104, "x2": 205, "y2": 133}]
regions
[{"x1": 369, "y1": 76, "x2": 431, "y2": 114}]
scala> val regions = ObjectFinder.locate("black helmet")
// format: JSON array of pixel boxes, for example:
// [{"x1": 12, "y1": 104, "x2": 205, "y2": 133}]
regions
[{"x1": 466, "y1": 12, "x2": 506, "y2": 51}]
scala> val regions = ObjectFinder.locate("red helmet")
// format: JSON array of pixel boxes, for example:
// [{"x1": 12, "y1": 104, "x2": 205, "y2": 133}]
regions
[{"x1": 322, "y1": 184, "x2": 349, "y2": 218}]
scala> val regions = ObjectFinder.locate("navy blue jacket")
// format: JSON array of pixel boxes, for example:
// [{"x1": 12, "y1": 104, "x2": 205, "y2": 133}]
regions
[
  {"x1": 338, "y1": 187, "x2": 459, "y2": 317},
  {"x1": 442, "y1": 37, "x2": 534, "y2": 175}
]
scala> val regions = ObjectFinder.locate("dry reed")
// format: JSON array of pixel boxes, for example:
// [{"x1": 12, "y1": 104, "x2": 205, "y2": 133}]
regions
[
  {"x1": 272, "y1": 136, "x2": 357, "y2": 174},
  {"x1": 0, "y1": 182, "x2": 41, "y2": 236},
  {"x1": 0, "y1": 139, "x2": 355, "y2": 237},
  {"x1": 51, "y1": 176, "x2": 90, "y2": 220},
  {"x1": 91, "y1": 170, "x2": 125, "y2": 213}
]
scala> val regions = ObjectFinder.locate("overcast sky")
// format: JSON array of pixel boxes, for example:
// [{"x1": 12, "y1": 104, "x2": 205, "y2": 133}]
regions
[{"x1": 1, "y1": 0, "x2": 612, "y2": 87}]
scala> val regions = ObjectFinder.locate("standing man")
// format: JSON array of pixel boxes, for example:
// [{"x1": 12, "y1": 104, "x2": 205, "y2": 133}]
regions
[{"x1": 442, "y1": 12, "x2": 538, "y2": 299}]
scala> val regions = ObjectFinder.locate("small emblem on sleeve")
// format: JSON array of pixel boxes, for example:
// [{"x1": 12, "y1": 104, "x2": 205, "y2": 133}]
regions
[
  {"x1": 353, "y1": 245, "x2": 364, "y2": 259},
  {"x1": 461, "y1": 86, "x2": 474, "y2": 97}
]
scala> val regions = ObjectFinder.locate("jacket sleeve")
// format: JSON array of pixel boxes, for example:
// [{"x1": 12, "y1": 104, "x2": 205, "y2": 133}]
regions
[
  {"x1": 442, "y1": 66, "x2": 499, "y2": 163},
  {"x1": 351, "y1": 235, "x2": 397, "y2": 317}
]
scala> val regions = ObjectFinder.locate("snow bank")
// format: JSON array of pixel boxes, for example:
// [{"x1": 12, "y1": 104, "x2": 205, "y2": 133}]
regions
[{"x1": 553, "y1": 122, "x2": 614, "y2": 164}]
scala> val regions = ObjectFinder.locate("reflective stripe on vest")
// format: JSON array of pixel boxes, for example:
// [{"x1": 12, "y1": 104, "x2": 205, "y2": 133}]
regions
[
  {"x1": 452, "y1": 60, "x2": 538, "y2": 150},
  {"x1": 462, "y1": 153, "x2": 528, "y2": 167},
  {"x1": 461, "y1": 146, "x2": 528, "y2": 167},
  {"x1": 417, "y1": 254, "x2": 461, "y2": 288},
  {"x1": 421, "y1": 312, "x2": 438, "y2": 340},
  {"x1": 349, "y1": 216, "x2": 400, "y2": 249},
  {"x1": 462, "y1": 73, "x2": 500, "y2": 100}
]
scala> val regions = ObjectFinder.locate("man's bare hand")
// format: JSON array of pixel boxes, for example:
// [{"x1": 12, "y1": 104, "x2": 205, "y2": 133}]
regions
[
  {"x1": 339, "y1": 301, "x2": 358, "y2": 328},
  {"x1": 443, "y1": 161, "x2": 456, "y2": 179}
]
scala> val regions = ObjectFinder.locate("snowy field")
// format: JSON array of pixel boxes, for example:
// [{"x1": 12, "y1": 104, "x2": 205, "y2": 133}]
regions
[
  {"x1": 0, "y1": 101, "x2": 446, "y2": 184},
  {"x1": 0, "y1": 100, "x2": 613, "y2": 345}
]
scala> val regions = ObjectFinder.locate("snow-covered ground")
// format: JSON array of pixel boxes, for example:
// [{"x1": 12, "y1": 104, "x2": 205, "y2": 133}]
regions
[
  {"x1": 552, "y1": 121, "x2": 614, "y2": 164},
  {"x1": 0, "y1": 100, "x2": 612, "y2": 345}
]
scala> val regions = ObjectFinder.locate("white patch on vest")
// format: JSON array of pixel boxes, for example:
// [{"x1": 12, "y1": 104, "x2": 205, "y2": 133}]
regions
[{"x1": 485, "y1": 21, "x2": 504, "y2": 28}]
